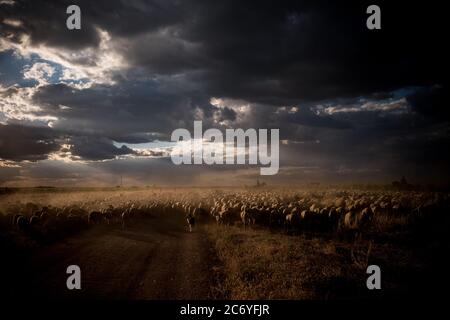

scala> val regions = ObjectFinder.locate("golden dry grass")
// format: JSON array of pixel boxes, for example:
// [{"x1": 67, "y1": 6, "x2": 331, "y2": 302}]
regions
[{"x1": 205, "y1": 224, "x2": 423, "y2": 299}]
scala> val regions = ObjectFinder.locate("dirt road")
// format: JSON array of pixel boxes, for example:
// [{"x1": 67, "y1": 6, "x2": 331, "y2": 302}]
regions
[{"x1": 18, "y1": 214, "x2": 219, "y2": 299}]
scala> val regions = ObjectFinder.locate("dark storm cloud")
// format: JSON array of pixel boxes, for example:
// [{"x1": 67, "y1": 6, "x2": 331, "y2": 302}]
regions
[
  {"x1": 161, "y1": 0, "x2": 447, "y2": 103},
  {"x1": 277, "y1": 107, "x2": 353, "y2": 129},
  {"x1": 269, "y1": 90, "x2": 450, "y2": 184},
  {"x1": 406, "y1": 86, "x2": 450, "y2": 121},
  {"x1": 0, "y1": 0, "x2": 99, "y2": 50},
  {"x1": 0, "y1": 122, "x2": 148, "y2": 163},
  {"x1": 215, "y1": 106, "x2": 237, "y2": 122},
  {"x1": 2, "y1": 1, "x2": 447, "y2": 102},
  {"x1": 0, "y1": 0, "x2": 182, "y2": 51},
  {"x1": 109, "y1": 132, "x2": 163, "y2": 144},
  {"x1": 31, "y1": 80, "x2": 196, "y2": 137},
  {"x1": 68, "y1": 136, "x2": 135, "y2": 160},
  {"x1": 1, "y1": 0, "x2": 449, "y2": 184},
  {"x1": 124, "y1": 31, "x2": 207, "y2": 74},
  {"x1": 0, "y1": 123, "x2": 60, "y2": 161}
]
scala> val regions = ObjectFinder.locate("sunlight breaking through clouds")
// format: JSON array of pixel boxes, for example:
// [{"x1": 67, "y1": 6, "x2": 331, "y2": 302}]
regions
[
  {"x1": 0, "y1": 28, "x2": 126, "y2": 87},
  {"x1": 23, "y1": 62, "x2": 55, "y2": 85},
  {"x1": 322, "y1": 98, "x2": 410, "y2": 115},
  {"x1": 0, "y1": 1, "x2": 448, "y2": 186},
  {"x1": 0, "y1": 84, "x2": 58, "y2": 124}
]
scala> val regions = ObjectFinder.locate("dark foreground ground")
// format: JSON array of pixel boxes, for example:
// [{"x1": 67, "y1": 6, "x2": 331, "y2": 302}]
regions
[
  {"x1": 1, "y1": 211, "x2": 448, "y2": 300},
  {"x1": 1, "y1": 214, "x2": 221, "y2": 299}
]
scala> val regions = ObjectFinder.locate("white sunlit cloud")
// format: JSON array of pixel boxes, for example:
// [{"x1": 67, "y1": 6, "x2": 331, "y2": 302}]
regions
[
  {"x1": 112, "y1": 137, "x2": 265, "y2": 163},
  {"x1": 0, "y1": 27, "x2": 128, "y2": 128},
  {"x1": 275, "y1": 106, "x2": 298, "y2": 114},
  {"x1": 23, "y1": 62, "x2": 55, "y2": 85},
  {"x1": 2, "y1": 18, "x2": 22, "y2": 27},
  {"x1": 169, "y1": 137, "x2": 267, "y2": 164},
  {"x1": 0, "y1": 159, "x2": 21, "y2": 168},
  {"x1": 0, "y1": 84, "x2": 58, "y2": 124},
  {"x1": 0, "y1": 0, "x2": 16, "y2": 5},
  {"x1": 210, "y1": 97, "x2": 251, "y2": 124},
  {"x1": 0, "y1": 28, "x2": 126, "y2": 87},
  {"x1": 47, "y1": 143, "x2": 81, "y2": 162},
  {"x1": 322, "y1": 98, "x2": 409, "y2": 115},
  {"x1": 113, "y1": 140, "x2": 175, "y2": 159}
]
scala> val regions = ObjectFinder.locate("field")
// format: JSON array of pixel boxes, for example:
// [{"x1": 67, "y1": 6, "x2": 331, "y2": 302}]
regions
[{"x1": 0, "y1": 187, "x2": 448, "y2": 299}]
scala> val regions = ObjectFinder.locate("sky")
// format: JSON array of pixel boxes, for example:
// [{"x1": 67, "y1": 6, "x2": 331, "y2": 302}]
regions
[{"x1": 0, "y1": 0, "x2": 449, "y2": 187}]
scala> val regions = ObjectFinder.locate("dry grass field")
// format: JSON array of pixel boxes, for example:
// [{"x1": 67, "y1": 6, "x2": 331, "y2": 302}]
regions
[{"x1": 0, "y1": 186, "x2": 448, "y2": 299}]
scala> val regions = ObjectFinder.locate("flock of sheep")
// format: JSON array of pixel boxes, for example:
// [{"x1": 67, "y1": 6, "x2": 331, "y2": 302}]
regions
[
  {"x1": 0, "y1": 189, "x2": 449, "y2": 243},
  {"x1": 207, "y1": 190, "x2": 448, "y2": 237},
  {"x1": 0, "y1": 199, "x2": 173, "y2": 243}
]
